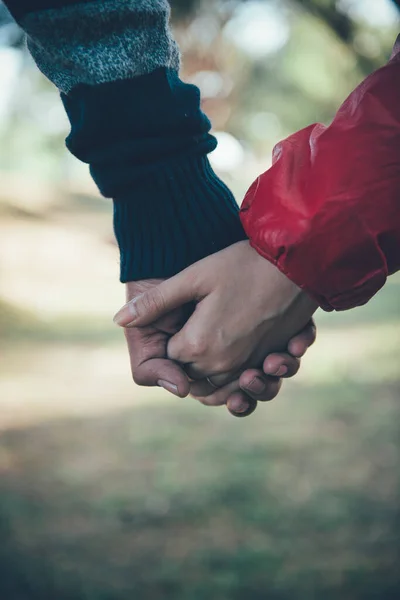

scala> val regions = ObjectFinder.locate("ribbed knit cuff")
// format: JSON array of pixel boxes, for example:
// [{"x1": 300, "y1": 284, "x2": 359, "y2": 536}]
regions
[{"x1": 114, "y1": 155, "x2": 247, "y2": 282}]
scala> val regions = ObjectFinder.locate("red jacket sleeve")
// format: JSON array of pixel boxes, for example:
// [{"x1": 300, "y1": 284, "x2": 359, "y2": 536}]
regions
[{"x1": 240, "y1": 40, "x2": 400, "y2": 311}]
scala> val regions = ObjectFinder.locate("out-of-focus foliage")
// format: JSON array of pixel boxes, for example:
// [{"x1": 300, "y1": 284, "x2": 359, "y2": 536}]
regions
[
  {"x1": 0, "y1": 0, "x2": 399, "y2": 181},
  {"x1": 169, "y1": 0, "x2": 399, "y2": 159}
]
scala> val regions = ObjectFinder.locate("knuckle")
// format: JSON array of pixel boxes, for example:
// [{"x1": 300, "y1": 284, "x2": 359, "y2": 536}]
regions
[
  {"x1": 213, "y1": 357, "x2": 235, "y2": 374},
  {"x1": 167, "y1": 343, "x2": 182, "y2": 363},
  {"x1": 138, "y1": 288, "x2": 166, "y2": 319},
  {"x1": 187, "y1": 338, "x2": 208, "y2": 359},
  {"x1": 132, "y1": 370, "x2": 147, "y2": 386}
]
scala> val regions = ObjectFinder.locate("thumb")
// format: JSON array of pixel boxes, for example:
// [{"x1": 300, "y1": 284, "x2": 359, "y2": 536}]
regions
[{"x1": 113, "y1": 271, "x2": 196, "y2": 327}]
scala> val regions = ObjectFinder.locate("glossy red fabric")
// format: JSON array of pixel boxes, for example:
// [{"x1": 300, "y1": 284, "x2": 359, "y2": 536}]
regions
[{"x1": 240, "y1": 40, "x2": 400, "y2": 311}]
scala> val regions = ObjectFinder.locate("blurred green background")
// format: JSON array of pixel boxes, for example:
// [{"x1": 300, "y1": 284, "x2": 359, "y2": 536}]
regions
[{"x1": 0, "y1": 1, "x2": 399, "y2": 598}]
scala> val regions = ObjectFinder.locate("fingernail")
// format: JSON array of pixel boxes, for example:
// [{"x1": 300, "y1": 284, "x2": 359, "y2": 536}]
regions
[
  {"x1": 273, "y1": 366, "x2": 288, "y2": 377},
  {"x1": 233, "y1": 403, "x2": 249, "y2": 414},
  {"x1": 113, "y1": 301, "x2": 137, "y2": 326},
  {"x1": 247, "y1": 376, "x2": 266, "y2": 394},
  {"x1": 157, "y1": 380, "x2": 179, "y2": 396}
]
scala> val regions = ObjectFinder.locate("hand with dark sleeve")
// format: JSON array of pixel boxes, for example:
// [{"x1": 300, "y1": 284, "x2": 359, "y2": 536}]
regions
[
  {"x1": 3, "y1": 0, "x2": 246, "y2": 280},
  {"x1": 3, "y1": 0, "x2": 314, "y2": 415}
]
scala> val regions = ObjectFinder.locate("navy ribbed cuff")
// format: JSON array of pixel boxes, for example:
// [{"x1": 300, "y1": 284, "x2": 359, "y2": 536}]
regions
[{"x1": 113, "y1": 155, "x2": 247, "y2": 282}]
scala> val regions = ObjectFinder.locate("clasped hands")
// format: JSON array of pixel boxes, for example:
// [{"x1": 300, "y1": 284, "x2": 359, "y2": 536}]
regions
[{"x1": 114, "y1": 241, "x2": 318, "y2": 417}]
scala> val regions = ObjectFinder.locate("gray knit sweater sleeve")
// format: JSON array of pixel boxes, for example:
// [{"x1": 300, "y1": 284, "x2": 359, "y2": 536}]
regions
[
  {"x1": 3, "y1": 0, "x2": 246, "y2": 282},
  {"x1": 20, "y1": 0, "x2": 180, "y2": 92}
]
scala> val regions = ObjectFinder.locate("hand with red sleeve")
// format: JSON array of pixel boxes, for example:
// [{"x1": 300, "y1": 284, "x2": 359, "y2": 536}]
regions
[{"x1": 241, "y1": 37, "x2": 400, "y2": 311}]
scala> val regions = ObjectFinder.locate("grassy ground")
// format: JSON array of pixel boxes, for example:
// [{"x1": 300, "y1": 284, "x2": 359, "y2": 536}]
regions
[{"x1": 0, "y1": 192, "x2": 399, "y2": 599}]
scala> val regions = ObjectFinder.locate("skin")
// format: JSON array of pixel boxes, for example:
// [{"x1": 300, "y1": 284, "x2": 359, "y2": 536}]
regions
[{"x1": 119, "y1": 242, "x2": 318, "y2": 417}]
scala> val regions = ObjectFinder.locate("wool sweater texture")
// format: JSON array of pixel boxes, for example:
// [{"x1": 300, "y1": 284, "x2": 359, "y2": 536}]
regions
[{"x1": 3, "y1": 0, "x2": 246, "y2": 281}]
